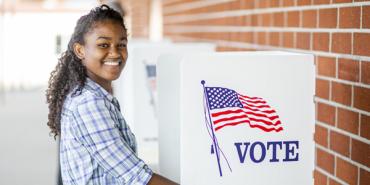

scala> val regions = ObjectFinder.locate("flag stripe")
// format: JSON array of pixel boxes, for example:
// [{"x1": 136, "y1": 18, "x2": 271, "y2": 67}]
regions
[
  {"x1": 213, "y1": 115, "x2": 248, "y2": 125},
  {"x1": 211, "y1": 109, "x2": 244, "y2": 117},
  {"x1": 249, "y1": 117, "x2": 281, "y2": 126},
  {"x1": 212, "y1": 108, "x2": 279, "y2": 124},
  {"x1": 238, "y1": 94, "x2": 262, "y2": 100},
  {"x1": 213, "y1": 113, "x2": 281, "y2": 127},
  {"x1": 214, "y1": 119, "x2": 284, "y2": 132},
  {"x1": 215, "y1": 120, "x2": 249, "y2": 131},
  {"x1": 249, "y1": 124, "x2": 284, "y2": 132},
  {"x1": 212, "y1": 107, "x2": 276, "y2": 116},
  {"x1": 238, "y1": 96, "x2": 267, "y2": 104},
  {"x1": 242, "y1": 106, "x2": 277, "y2": 114},
  {"x1": 244, "y1": 111, "x2": 279, "y2": 121},
  {"x1": 215, "y1": 117, "x2": 250, "y2": 127},
  {"x1": 240, "y1": 100, "x2": 272, "y2": 109}
]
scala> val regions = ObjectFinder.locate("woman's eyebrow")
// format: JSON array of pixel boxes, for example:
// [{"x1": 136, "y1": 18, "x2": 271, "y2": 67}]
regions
[
  {"x1": 96, "y1": 36, "x2": 127, "y2": 41},
  {"x1": 97, "y1": 36, "x2": 111, "y2": 40}
]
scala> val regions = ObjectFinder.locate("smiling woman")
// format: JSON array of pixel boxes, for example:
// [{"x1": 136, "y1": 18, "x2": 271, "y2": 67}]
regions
[
  {"x1": 46, "y1": 4, "x2": 178, "y2": 185},
  {"x1": 73, "y1": 20, "x2": 128, "y2": 93}
]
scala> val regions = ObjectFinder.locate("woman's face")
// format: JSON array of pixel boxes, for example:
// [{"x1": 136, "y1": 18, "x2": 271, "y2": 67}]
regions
[{"x1": 75, "y1": 20, "x2": 127, "y2": 88}]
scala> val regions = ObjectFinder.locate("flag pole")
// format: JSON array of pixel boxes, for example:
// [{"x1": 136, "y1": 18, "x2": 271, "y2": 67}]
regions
[{"x1": 201, "y1": 80, "x2": 223, "y2": 177}]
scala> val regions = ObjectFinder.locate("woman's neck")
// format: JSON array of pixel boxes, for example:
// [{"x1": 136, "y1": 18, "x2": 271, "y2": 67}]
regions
[{"x1": 87, "y1": 75, "x2": 113, "y2": 94}]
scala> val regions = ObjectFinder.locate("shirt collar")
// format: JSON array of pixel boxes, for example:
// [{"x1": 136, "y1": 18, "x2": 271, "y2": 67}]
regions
[{"x1": 85, "y1": 77, "x2": 120, "y2": 110}]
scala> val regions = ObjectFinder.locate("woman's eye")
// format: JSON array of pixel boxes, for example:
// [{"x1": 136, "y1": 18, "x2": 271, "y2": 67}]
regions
[
  {"x1": 98, "y1": 44, "x2": 109, "y2": 48},
  {"x1": 118, "y1": 43, "x2": 127, "y2": 48}
]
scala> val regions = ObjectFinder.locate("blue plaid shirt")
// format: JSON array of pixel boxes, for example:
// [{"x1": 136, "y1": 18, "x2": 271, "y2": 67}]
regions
[{"x1": 60, "y1": 78, "x2": 153, "y2": 185}]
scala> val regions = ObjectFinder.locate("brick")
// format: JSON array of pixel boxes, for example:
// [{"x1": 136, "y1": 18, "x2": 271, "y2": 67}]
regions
[
  {"x1": 230, "y1": 0, "x2": 243, "y2": 10},
  {"x1": 283, "y1": 32, "x2": 294, "y2": 48},
  {"x1": 262, "y1": 13, "x2": 272, "y2": 26},
  {"x1": 270, "y1": 0, "x2": 280, "y2": 7},
  {"x1": 315, "y1": 124, "x2": 328, "y2": 147},
  {"x1": 244, "y1": 15, "x2": 252, "y2": 26},
  {"x1": 226, "y1": 17, "x2": 237, "y2": 26},
  {"x1": 339, "y1": 7, "x2": 361, "y2": 28},
  {"x1": 241, "y1": 32, "x2": 253, "y2": 43},
  {"x1": 273, "y1": 12, "x2": 284, "y2": 27},
  {"x1": 351, "y1": 138, "x2": 370, "y2": 168},
  {"x1": 258, "y1": 0, "x2": 270, "y2": 8},
  {"x1": 287, "y1": 11, "x2": 300, "y2": 27},
  {"x1": 251, "y1": 14, "x2": 258, "y2": 26},
  {"x1": 332, "y1": 82, "x2": 352, "y2": 106},
  {"x1": 235, "y1": 16, "x2": 244, "y2": 26},
  {"x1": 337, "y1": 108, "x2": 359, "y2": 135},
  {"x1": 283, "y1": 0, "x2": 296, "y2": 6},
  {"x1": 241, "y1": 0, "x2": 255, "y2": 9},
  {"x1": 316, "y1": 78, "x2": 330, "y2": 99},
  {"x1": 314, "y1": 0, "x2": 330, "y2": 4},
  {"x1": 330, "y1": 131, "x2": 350, "y2": 156},
  {"x1": 332, "y1": 33, "x2": 352, "y2": 54},
  {"x1": 354, "y1": 33, "x2": 370, "y2": 57},
  {"x1": 258, "y1": 32, "x2": 267, "y2": 45},
  {"x1": 360, "y1": 168, "x2": 370, "y2": 185},
  {"x1": 360, "y1": 114, "x2": 370, "y2": 140},
  {"x1": 313, "y1": 33, "x2": 330, "y2": 51},
  {"x1": 317, "y1": 148, "x2": 335, "y2": 174},
  {"x1": 314, "y1": 170, "x2": 328, "y2": 185},
  {"x1": 319, "y1": 8, "x2": 338, "y2": 28},
  {"x1": 354, "y1": 86, "x2": 370, "y2": 112},
  {"x1": 328, "y1": 178, "x2": 341, "y2": 185},
  {"x1": 317, "y1": 56, "x2": 336, "y2": 77},
  {"x1": 333, "y1": 0, "x2": 354, "y2": 3},
  {"x1": 270, "y1": 32, "x2": 280, "y2": 46},
  {"x1": 338, "y1": 58, "x2": 359, "y2": 82},
  {"x1": 229, "y1": 32, "x2": 239, "y2": 42},
  {"x1": 302, "y1": 10, "x2": 317, "y2": 28},
  {"x1": 362, "y1": 62, "x2": 370, "y2": 84},
  {"x1": 297, "y1": 0, "x2": 311, "y2": 6},
  {"x1": 336, "y1": 157, "x2": 358, "y2": 185},
  {"x1": 363, "y1": 6, "x2": 370, "y2": 28},
  {"x1": 296, "y1": 32, "x2": 311, "y2": 50},
  {"x1": 317, "y1": 102, "x2": 336, "y2": 126}
]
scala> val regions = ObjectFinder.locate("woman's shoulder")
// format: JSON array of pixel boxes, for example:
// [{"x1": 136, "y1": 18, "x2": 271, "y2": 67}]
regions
[{"x1": 65, "y1": 85, "x2": 106, "y2": 111}]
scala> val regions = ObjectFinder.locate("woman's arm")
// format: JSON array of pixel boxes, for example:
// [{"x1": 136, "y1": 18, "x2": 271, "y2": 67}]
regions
[{"x1": 148, "y1": 173, "x2": 179, "y2": 185}]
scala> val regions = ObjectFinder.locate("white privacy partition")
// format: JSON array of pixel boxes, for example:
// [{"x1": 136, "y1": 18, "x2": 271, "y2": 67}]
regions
[
  {"x1": 113, "y1": 41, "x2": 216, "y2": 170},
  {"x1": 113, "y1": 40, "x2": 172, "y2": 130},
  {"x1": 157, "y1": 51, "x2": 315, "y2": 184}
]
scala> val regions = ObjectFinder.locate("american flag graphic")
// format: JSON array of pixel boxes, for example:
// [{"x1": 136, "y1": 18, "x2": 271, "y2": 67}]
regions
[{"x1": 205, "y1": 86, "x2": 283, "y2": 132}]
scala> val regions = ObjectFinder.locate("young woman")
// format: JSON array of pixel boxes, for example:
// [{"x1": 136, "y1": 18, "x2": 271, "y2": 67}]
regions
[{"x1": 46, "y1": 5, "x2": 178, "y2": 185}]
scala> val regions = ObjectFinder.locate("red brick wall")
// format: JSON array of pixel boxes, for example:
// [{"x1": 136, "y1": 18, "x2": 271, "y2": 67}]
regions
[
  {"x1": 163, "y1": 0, "x2": 370, "y2": 184},
  {"x1": 125, "y1": 0, "x2": 151, "y2": 38}
]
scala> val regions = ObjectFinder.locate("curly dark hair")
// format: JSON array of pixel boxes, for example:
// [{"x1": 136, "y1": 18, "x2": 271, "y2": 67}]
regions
[{"x1": 46, "y1": 4, "x2": 127, "y2": 138}]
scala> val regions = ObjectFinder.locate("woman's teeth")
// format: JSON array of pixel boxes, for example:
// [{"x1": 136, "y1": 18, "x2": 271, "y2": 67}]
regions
[{"x1": 104, "y1": 61, "x2": 120, "y2": 66}]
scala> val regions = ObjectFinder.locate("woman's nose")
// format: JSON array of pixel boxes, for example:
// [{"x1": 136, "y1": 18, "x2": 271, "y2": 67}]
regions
[{"x1": 108, "y1": 47, "x2": 121, "y2": 58}]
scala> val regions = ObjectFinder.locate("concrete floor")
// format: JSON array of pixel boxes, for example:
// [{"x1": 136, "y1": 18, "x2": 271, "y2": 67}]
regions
[{"x1": 0, "y1": 87, "x2": 58, "y2": 185}]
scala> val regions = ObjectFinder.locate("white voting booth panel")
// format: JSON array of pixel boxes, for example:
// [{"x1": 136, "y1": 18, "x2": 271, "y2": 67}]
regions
[
  {"x1": 113, "y1": 41, "x2": 216, "y2": 170},
  {"x1": 114, "y1": 40, "x2": 172, "y2": 129},
  {"x1": 157, "y1": 52, "x2": 315, "y2": 184}
]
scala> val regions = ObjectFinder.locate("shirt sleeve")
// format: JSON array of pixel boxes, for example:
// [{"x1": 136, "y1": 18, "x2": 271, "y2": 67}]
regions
[{"x1": 71, "y1": 96, "x2": 152, "y2": 184}]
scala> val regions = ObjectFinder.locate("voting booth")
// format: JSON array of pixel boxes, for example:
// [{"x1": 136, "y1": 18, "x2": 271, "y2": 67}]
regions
[
  {"x1": 113, "y1": 41, "x2": 216, "y2": 170},
  {"x1": 157, "y1": 51, "x2": 315, "y2": 184}
]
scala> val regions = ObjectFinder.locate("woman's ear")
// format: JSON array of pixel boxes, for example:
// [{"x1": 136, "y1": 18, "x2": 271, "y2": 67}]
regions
[{"x1": 73, "y1": 43, "x2": 85, "y2": 60}]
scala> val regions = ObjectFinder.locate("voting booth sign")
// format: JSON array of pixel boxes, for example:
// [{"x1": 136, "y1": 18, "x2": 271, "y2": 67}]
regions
[{"x1": 157, "y1": 51, "x2": 315, "y2": 184}]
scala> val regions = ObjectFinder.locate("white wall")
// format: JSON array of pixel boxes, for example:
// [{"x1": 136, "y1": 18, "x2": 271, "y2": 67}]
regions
[{"x1": 0, "y1": 12, "x2": 84, "y2": 90}]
